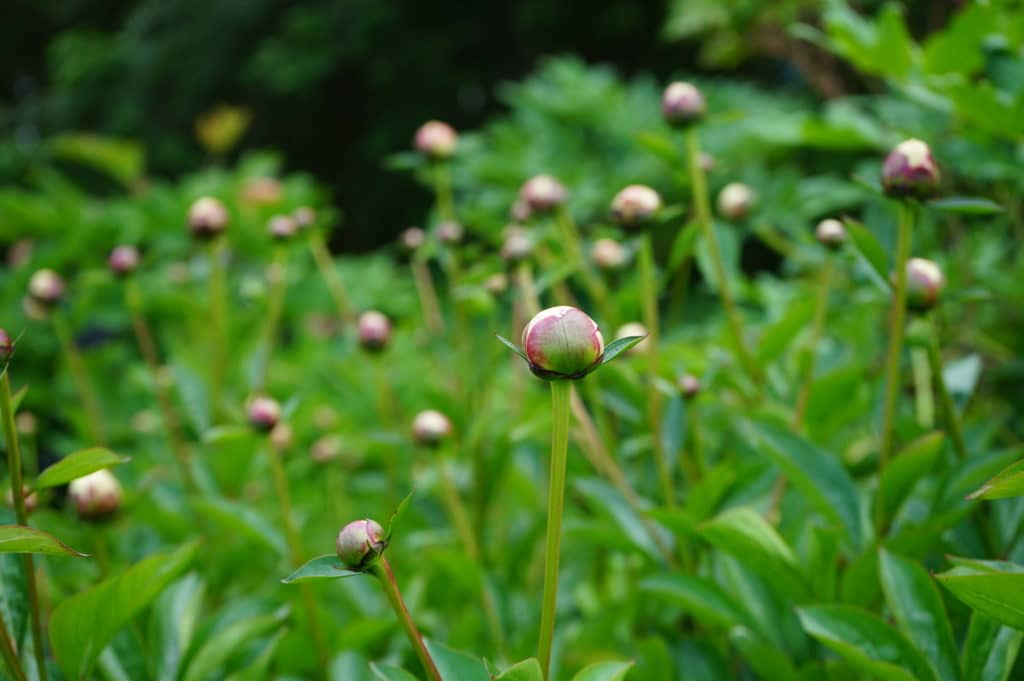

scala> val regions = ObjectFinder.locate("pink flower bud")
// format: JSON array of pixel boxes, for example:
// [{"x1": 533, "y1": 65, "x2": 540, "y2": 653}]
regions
[
  {"x1": 188, "y1": 197, "x2": 230, "y2": 239},
  {"x1": 336, "y1": 518, "x2": 387, "y2": 569},
  {"x1": 679, "y1": 374, "x2": 701, "y2": 399},
  {"x1": 268, "y1": 214, "x2": 299, "y2": 240},
  {"x1": 247, "y1": 395, "x2": 281, "y2": 432},
  {"x1": 484, "y1": 273, "x2": 508, "y2": 294},
  {"x1": 717, "y1": 182, "x2": 756, "y2": 220},
  {"x1": 411, "y1": 409, "x2": 453, "y2": 447},
  {"x1": 400, "y1": 227, "x2": 426, "y2": 252},
  {"x1": 904, "y1": 257, "x2": 945, "y2": 311},
  {"x1": 522, "y1": 306, "x2": 604, "y2": 380},
  {"x1": 0, "y1": 329, "x2": 12, "y2": 361},
  {"x1": 501, "y1": 226, "x2": 532, "y2": 263},
  {"x1": 68, "y1": 469, "x2": 122, "y2": 520},
  {"x1": 436, "y1": 221, "x2": 464, "y2": 245},
  {"x1": 882, "y1": 139, "x2": 940, "y2": 200},
  {"x1": 414, "y1": 120, "x2": 458, "y2": 159},
  {"x1": 520, "y1": 175, "x2": 568, "y2": 213},
  {"x1": 662, "y1": 82, "x2": 706, "y2": 127},
  {"x1": 611, "y1": 185, "x2": 662, "y2": 226},
  {"x1": 358, "y1": 311, "x2": 392, "y2": 352},
  {"x1": 591, "y1": 238, "x2": 628, "y2": 271},
  {"x1": 28, "y1": 269, "x2": 65, "y2": 306},
  {"x1": 108, "y1": 245, "x2": 140, "y2": 276}
]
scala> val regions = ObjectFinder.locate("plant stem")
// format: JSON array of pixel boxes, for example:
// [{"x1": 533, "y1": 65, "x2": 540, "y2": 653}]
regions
[
  {"x1": 433, "y1": 162, "x2": 456, "y2": 222},
  {"x1": 556, "y1": 207, "x2": 614, "y2": 326},
  {"x1": 52, "y1": 311, "x2": 105, "y2": 445},
  {"x1": 538, "y1": 379, "x2": 571, "y2": 680},
  {"x1": 1, "y1": 371, "x2": 47, "y2": 681},
  {"x1": 637, "y1": 234, "x2": 674, "y2": 507},
  {"x1": 686, "y1": 128, "x2": 762, "y2": 392},
  {"x1": 911, "y1": 348, "x2": 933, "y2": 428},
  {"x1": 307, "y1": 230, "x2": 355, "y2": 325},
  {"x1": 124, "y1": 279, "x2": 194, "y2": 490},
  {"x1": 371, "y1": 558, "x2": 443, "y2": 681},
  {"x1": 793, "y1": 257, "x2": 834, "y2": 430},
  {"x1": 411, "y1": 257, "x2": 445, "y2": 334},
  {"x1": 0, "y1": 615, "x2": 27, "y2": 681},
  {"x1": 255, "y1": 246, "x2": 288, "y2": 392},
  {"x1": 926, "y1": 321, "x2": 968, "y2": 460},
  {"x1": 516, "y1": 262, "x2": 542, "y2": 315},
  {"x1": 687, "y1": 401, "x2": 705, "y2": 480},
  {"x1": 207, "y1": 238, "x2": 229, "y2": 423}
]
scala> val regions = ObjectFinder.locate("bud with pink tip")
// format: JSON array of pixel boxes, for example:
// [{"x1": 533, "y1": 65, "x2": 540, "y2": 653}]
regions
[
  {"x1": 108, "y1": 245, "x2": 140, "y2": 276},
  {"x1": 358, "y1": 310, "x2": 392, "y2": 352},
  {"x1": 400, "y1": 227, "x2": 426, "y2": 253},
  {"x1": 414, "y1": 121, "x2": 458, "y2": 160},
  {"x1": 679, "y1": 374, "x2": 701, "y2": 399},
  {"x1": 904, "y1": 258, "x2": 945, "y2": 311},
  {"x1": 717, "y1": 182, "x2": 756, "y2": 220},
  {"x1": 336, "y1": 518, "x2": 387, "y2": 570},
  {"x1": 815, "y1": 219, "x2": 846, "y2": 250},
  {"x1": 520, "y1": 175, "x2": 568, "y2": 213},
  {"x1": 188, "y1": 197, "x2": 230, "y2": 239},
  {"x1": 411, "y1": 409, "x2": 453, "y2": 447},
  {"x1": 523, "y1": 306, "x2": 605, "y2": 380},
  {"x1": 591, "y1": 238, "x2": 628, "y2": 271},
  {"x1": 68, "y1": 469, "x2": 122, "y2": 520},
  {"x1": 615, "y1": 322, "x2": 651, "y2": 356},
  {"x1": 28, "y1": 269, "x2": 65, "y2": 307},
  {"x1": 247, "y1": 395, "x2": 282, "y2": 432},
  {"x1": 501, "y1": 226, "x2": 532, "y2": 263},
  {"x1": 0, "y1": 329, "x2": 13, "y2": 362},
  {"x1": 436, "y1": 221, "x2": 464, "y2": 245},
  {"x1": 662, "y1": 82, "x2": 706, "y2": 127},
  {"x1": 882, "y1": 139, "x2": 940, "y2": 200},
  {"x1": 611, "y1": 185, "x2": 662, "y2": 226},
  {"x1": 268, "y1": 214, "x2": 299, "y2": 241}
]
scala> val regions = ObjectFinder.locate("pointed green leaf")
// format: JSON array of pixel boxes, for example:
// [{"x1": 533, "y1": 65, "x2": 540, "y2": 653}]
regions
[
  {"x1": 962, "y1": 612, "x2": 1022, "y2": 681},
  {"x1": 495, "y1": 334, "x2": 528, "y2": 361},
  {"x1": 968, "y1": 459, "x2": 1024, "y2": 500},
  {"x1": 370, "y1": 663, "x2": 419, "y2": 681},
  {"x1": 571, "y1": 660, "x2": 634, "y2": 681},
  {"x1": 927, "y1": 197, "x2": 1003, "y2": 215},
  {"x1": 282, "y1": 555, "x2": 360, "y2": 584},
  {"x1": 937, "y1": 568, "x2": 1024, "y2": 630},
  {"x1": 843, "y1": 217, "x2": 891, "y2": 293},
  {"x1": 35, "y1": 448, "x2": 130, "y2": 490},
  {"x1": 423, "y1": 639, "x2": 490, "y2": 681},
  {"x1": 601, "y1": 336, "x2": 646, "y2": 365},
  {"x1": 730, "y1": 627, "x2": 798, "y2": 680},
  {"x1": 181, "y1": 610, "x2": 286, "y2": 681},
  {"x1": 0, "y1": 525, "x2": 86, "y2": 556},
  {"x1": 385, "y1": 491, "x2": 415, "y2": 542},
  {"x1": 639, "y1": 574, "x2": 752, "y2": 632},
  {"x1": 879, "y1": 432, "x2": 945, "y2": 517},
  {"x1": 496, "y1": 659, "x2": 543, "y2": 681}
]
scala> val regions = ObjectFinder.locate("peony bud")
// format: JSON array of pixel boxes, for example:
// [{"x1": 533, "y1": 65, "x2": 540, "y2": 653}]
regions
[
  {"x1": 188, "y1": 197, "x2": 230, "y2": 239},
  {"x1": 336, "y1": 518, "x2": 387, "y2": 570},
  {"x1": 68, "y1": 469, "x2": 122, "y2": 520},
  {"x1": 615, "y1": 322, "x2": 651, "y2": 356},
  {"x1": 270, "y1": 421, "x2": 294, "y2": 451},
  {"x1": 400, "y1": 227, "x2": 426, "y2": 253},
  {"x1": 293, "y1": 206, "x2": 316, "y2": 229},
  {"x1": 717, "y1": 182, "x2": 756, "y2": 220},
  {"x1": 241, "y1": 177, "x2": 282, "y2": 206},
  {"x1": 484, "y1": 272, "x2": 508, "y2": 295},
  {"x1": 436, "y1": 221, "x2": 464, "y2": 245},
  {"x1": 247, "y1": 395, "x2": 281, "y2": 432},
  {"x1": 28, "y1": 269, "x2": 65, "y2": 306},
  {"x1": 311, "y1": 434, "x2": 343, "y2": 463},
  {"x1": 358, "y1": 310, "x2": 392, "y2": 352},
  {"x1": 662, "y1": 82, "x2": 706, "y2": 127},
  {"x1": 882, "y1": 139, "x2": 940, "y2": 200},
  {"x1": 411, "y1": 409, "x2": 453, "y2": 447},
  {"x1": 414, "y1": 120, "x2": 457, "y2": 159},
  {"x1": 501, "y1": 226, "x2": 532, "y2": 263},
  {"x1": 679, "y1": 374, "x2": 701, "y2": 399},
  {"x1": 591, "y1": 238, "x2": 628, "y2": 271},
  {"x1": 904, "y1": 258, "x2": 945, "y2": 311},
  {"x1": 108, "y1": 245, "x2": 140, "y2": 276},
  {"x1": 611, "y1": 185, "x2": 662, "y2": 226},
  {"x1": 522, "y1": 306, "x2": 604, "y2": 380},
  {"x1": 0, "y1": 329, "x2": 13, "y2": 362},
  {"x1": 509, "y1": 198, "x2": 532, "y2": 222},
  {"x1": 815, "y1": 219, "x2": 846, "y2": 250},
  {"x1": 520, "y1": 175, "x2": 568, "y2": 213},
  {"x1": 268, "y1": 214, "x2": 299, "y2": 241},
  {"x1": 5, "y1": 487, "x2": 38, "y2": 513}
]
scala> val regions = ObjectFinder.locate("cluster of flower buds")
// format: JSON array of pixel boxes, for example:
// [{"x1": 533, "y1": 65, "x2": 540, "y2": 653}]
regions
[
  {"x1": 400, "y1": 227, "x2": 426, "y2": 253},
  {"x1": 108, "y1": 245, "x2": 140, "y2": 276},
  {"x1": 68, "y1": 469, "x2": 122, "y2": 520},
  {"x1": 882, "y1": 139, "x2": 940, "y2": 200},
  {"x1": 523, "y1": 306, "x2": 605, "y2": 380},
  {"x1": 520, "y1": 175, "x2": 568, "y2": 213},
  {"x1": 904, "y1": 258, "x2": 945, "y2": 311},
  {"x1": 0, "y1": 329, "x2": 13, "y2": 361},
  {"x1": 615, "y1": 322, "x2": 651, "y2": 356},
  {"x1": 414, "y1": 121, "x2": 458, "y2": 160},
  {"x1": 247, "y1": 395, "x2": 282, "y2": 432},
  {"x1": 188, "y1": 197, "x2": 230, "y2": 240},
  {"x1": 436, "y1": 221, "x2": 464, "y2": 245},
  {"x1": 591, "y1": 238, "x2": 628, "y2": 271},
  {"x1": 501, "y1": 226, "x2": 532, "y2": 263},
  {"x1": 815, "y1": 219, "x2": 846, "y2": 250},
  {"x1": 662, "y1": 82, "x2": 706, "y2": 127},
  {"x1": 717, "y1": 182, "x2": 756, "y2": 220},
  {"x1": 268, "y1": 214, "x2": 299, "y2": 241},
  {"x1": 411, "y1": 409, "x2": 453, "y2": 447},
  {"x1": 358, "y1": 310, "x2": 392, "y2": 352},
  {"x1": 679, "y1": 374, "x2": 701, "y2": 400},
  {"x1": 336, "y1": 518, "x2": 387, "y2": 570},
  {"x1": 28, "y1": 269, "x2": 65, "y2": 308},
  {"x1": 611, "y1": 185, "x2": 662, "y2": 226}
]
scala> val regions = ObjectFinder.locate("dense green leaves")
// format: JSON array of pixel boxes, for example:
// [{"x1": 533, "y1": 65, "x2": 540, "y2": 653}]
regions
[
  {"x1": 937, "y1": 568, "x2": 1024, "y2": 631},
  {"x1": 34, "y1": 447, "x2": 129, "y2": 489}
]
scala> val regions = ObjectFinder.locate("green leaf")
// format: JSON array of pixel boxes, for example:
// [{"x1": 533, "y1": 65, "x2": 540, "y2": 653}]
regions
[
  {"x1": 495, "y1": 334, "x2": 528, "y2": 361},
  {"x1": 601, "y1": 336, "x2": 646, "y2": 365},
  {"x1": 370, "y1": 663, "x2": 420, "y2": 681},
  {"x1": 741, "y1": 421, "x2": 862, "y2": 550},
  {"x1": 968, "y1": 459, "x2": 1024, "y2": 500},
  {"x1": 843, "y1": 217, "x2": 891, "y2": 293},
  {"x1": 49, "y1": 541, "x2": 198, "y2": 680},
  {"x1": 963, "y1": 611, "x2": 1022, "y2": 681},
  {"x1": 571, "y1": 660, "x2": 634, "y2": 681},
  {"x1": 639, "y1": 574, "x2": 751, "y2": 632},
  {"x1": 927, "y1": 197, "x2": 1004, "y2": 215},
  {"x1": 879, "y1": 431, "x2": 945, "y2": 518},
  {"x1": 35, "y1": 448, "x2": 130, "y2": 490},
  {"x1": 180, "y1": 610, "x2": 286, "y2": 681},
  {"x1": 798, "y1": 605, "x2": 939, "y2": 681},
  {"x1": 423, "y1": 638, "x2": 490, "y2": 681},
  {"x1": 730, "y1": 627, "x2": 798, "y2": 680},
  {"x1": 224, "y1": 628, "x2": 287, "y2": 681},
  {"x1": 0, "y1": 525, "x2": 86, "y2": 556},
  {"x1": 150, "y1": 574, "x2": 205, "y2": 681},
  {"x1": 47, "y1": 134, "x2": 145, "y2": 186},
  {"x1": 282, "y1": 555, "x2": 360, "y2": 584},
  {"x1": 667, "y1": 222, "x2": 700, "y2": 271},
  {"x1": 194, "y1": 498, "x2": 285, "y2": 556},
  {"x1": 878, "y1": 548, "x2": 961, "y2": 681},
  {"x1": 496, "y1": 658, "x2": 543, "y2": 681},
  {"x1": 936, "y1": 568, "x2": 1024, "y2": 630},
  {"x1": 574, "y1": 478, "x2": 669, "y2": 563},
  {"x1": 385, "y1": 491, "x2": 415, "y2": 542}
]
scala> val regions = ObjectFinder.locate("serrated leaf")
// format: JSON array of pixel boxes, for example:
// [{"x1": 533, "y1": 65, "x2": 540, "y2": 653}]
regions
[
  {"x1": 0, "y1": 525, "x2": 86, "y2": 556},
  {"x1": 35, "y1": 448, "x2": 130, "y2": 489},
  {"x1": 571, "y1": 660, "x2": 634, "y2": 681},
  {"x1": 601, "y1": 336, "x2": 646, "y2": 365}
]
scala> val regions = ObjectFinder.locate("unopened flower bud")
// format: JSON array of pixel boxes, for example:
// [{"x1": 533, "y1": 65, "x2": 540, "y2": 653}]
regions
[
  {"x1": 501, "y1": 226, "x2": 532, "y2": 263},
  {"x1": 68, "y1": 469, "x2": 122, "y2": 520},
  {"x1": 717, "y1": 182, "x2": 756, "y2": 220},
  {"x1": 882, "y1": 139, "x2": 940, "y2": 200},
  {"x1": 188, "y1": 197, "x2": 229, "y2": 239},
  {"x1": 0, "y1": 329, "x2": 13, "y2": 361},
  {"x1": 108, "y1": 245, "x2": 140, "y2": 276},
  {"x1": 520, "y1": 175, "x2": 568, "y2": 213},
  {"x1": 311, "y1": 434, "x2": 343, "y2": 463},
  {"x1": 247, "y1": 395, "x2": 281, "y2": 432},
  {"x1": 28, "y1": 269, "x2": 65, "y2": 306},
  {"x1": 436, "y1": 221, "x2": 464, "y2": 245},
  {"x1": 16, "y1": 412, "x2": 36, "y2": 436},
  {"x1": 358, "y1": 311, "x2": 392, "y2": 352},
  {"x1": 611, "y1": 185, "x2": 662, "y2": 226},
  {"x1": 523, "y1": 306, "x2": 604, "y2": 380},
  {"x1": 400, "y1": 227, "x2": 426, "y2": 253},
  {"x1": 411, "y1": 409, "x2": 453, "y2": 447},
  {"x1": 904, "y1": 258, "x2": 945, "y2": 311},
  {"x1": 270, "y1": 422, "x2": 294, "y2": 451},
  {"x1": 815, "y1": 219, "x2": 846, "y2": 250},
  {"x1": 336, "y1": 518, "x2": 387, "y2": 570},
  {"x1": 662, "y1": 82, "x2": 706, "y2": 127},
  {"x1": 591, "y1": 238, "x2": 628, "y2": 271},
  {"x1": 293, "y1": 206, "x2": 316, "y2": 229},
  {"x1": 510, "y1": 198, "x2": 532, "y2": 222},
  {"x1": 268, "y1": 215, "x2": 298, "y2": 241},
  {"x1": 615, "y1": 322, "x2": 651, "y2": 356},
  {"x1": 679, "y1": 374, "x2": 701, "y2": 399},
  {"x1": 5, "y1": 487, "x2": 38, "y2": 513},
  {"x1": 414, "y1": 120, "x2": 457, "y2": 160},
  {"x1": 484, "y1": 273, "x2": 508, "y2": 295},
  {"x1": 242, "y1": 177, "x2": 282, "y2": 206}
]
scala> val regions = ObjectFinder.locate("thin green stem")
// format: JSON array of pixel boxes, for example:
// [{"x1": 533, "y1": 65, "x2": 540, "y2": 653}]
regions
[
  {"x1": 686, "y1": 129, "x2": 762, "y2": 392},
  {"x1": 411, "y1": 258, "x2": 445, "y2": 334},
  {"x1": 1, "y1": 371, "x2": 47, "y2": 681},
  {"x1": 793, "y1": 258, "x2": 834, "y2": 430},
  {"x1": 433, "y1": 162, "x2": 456, "y2": 222},
  {"x1": 911, "y1": 348, "x2": 933, "y2": 428},
  {"x1": 538, "y1": 380, "x2": 571, "y2": 680},
  {"x1": 556, "y1": 208, "x2": 615, "y2": 326},
  {"x1": 687, "y1": 401, "x2": 705, "y2": 480},
  {"x1": 255, "y1": 246, "x2": 288, "y2": 392},
  {"x1": 926, "y1": 322, "x2": 968, "y2": 460},
  {"x1": 307, "y1": 231, "x2": 355, "y2": 325},
  {"x1": 0, "y1": 615, "x2": 27, "y2": 681},
  {"x1": 372, "y1": 558, "x2": 443, "y2": 681},
  {"x1": 52, "y1": 312, "x2": 105, "y2": 445},
  {"x1": 516, "y1": 262, "x2": 541, "y2": 316},
  {"x1": 207, "y1": 239, "x2": 228, "y2": 423}
]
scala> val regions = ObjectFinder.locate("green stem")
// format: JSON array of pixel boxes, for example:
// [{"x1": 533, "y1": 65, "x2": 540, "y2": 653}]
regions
[
  {"x1": 556, "y1": 208, "x2": 614, "y2": 326},
  {"x1": 52, "y1": 312, "x2": 105, "y2": 445},
  {"x1": 0, "y1": 614, "x2": 27, "y2": 681},
  {"x1": 793, "y1": 258, "x2": 834, "y2": 430},
  {"x1": 208, "y1": 239, "x2": 228, "y2": 423},
  {"x1": 911, "y1": 348, "x2": 933, "y2": 428},
  {"x1": 371, "y1": 558, "x2": 443, "y2": 681},
  {"x1": 687, "y1": 401, "x2": 705, "y2": 480},
  {"x1": 538, "y1": 380, "x2": 571, "y2": 680},
  {"x1": 433, "y1": 162, "x2": 456, "y2": 222},
  {"x1": 926, "y1": 322, "x2": 968, "y2": 460},
  {"x1": 255, "y1": 246, "x2": 288, "y2": 392},
  {"x1": 411, "y1": 258, "x2": 445, "y2": 334},
  {"x1": 307, "y1": 231, "x2": 355, "y2": 325},
  {"x1": 1, "y1": 371, "x2": 47, "y2": 681},
  {"x1": 877, "y1": 202, "x2": 914, "y2": 534},
  {"x1": 516, "y1": 262, "x2": 541, "y2": 316},
  {"x1": 686, "y1": 129, "x2": 762, "y2": 392}
]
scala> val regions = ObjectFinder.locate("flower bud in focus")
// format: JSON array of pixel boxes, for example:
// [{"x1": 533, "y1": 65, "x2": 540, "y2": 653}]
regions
[
  {"x1": 268, "y1": 214, "x2": 299, "y2": 241},
  {"x1": 679, "y1": 374, "x2": 701, "y2": 400},
  {"x1": 414, "y1": 121, "x2": 458, "y2": 160},
  {"x1": 904, "y1": 257, "x2": 945, "y2": 311},
  {"x1": 520, "y1": 175, "x2": 568, "y2": 213},
  {"x1": 717, "y1": 182, "x2": 756, "y2": 220},
  {"x1": 411, "y1": 409, "x2": 453, "y2": 447},
  {"x1": 591, "y1": 238, "x2": 628, "y2": 271},
  {"x1": 336, "y1": 518, "x2": 387, "y2": 570},
  {"x1": 436, "y1": 221, "x2": 464, "y2": 245},
  {"x1": 882, "y1": 139, "x2": 940, "y2": 200},
  {"x1": 522, "y1": 306, "x2": 604, "y2": 380},
  {"x1": 815, "y1": 219, "x2": 846, "y2": 250},
  {"x1": 358, "y1": 310, "x2": 392, "y2": 352},
  {"x1": 68, "y1": 469, "x2": 122, "y2": 520},
  {"x1": 108, "y1": 245, "x2": 140, "y2": 276},
  {"x1": 28, "y1": 269, "x2": 65, "y2": 307},
  {"x1": 611, "y1": 185, "x2": 662, "y2": 226},
  {"x1": 662, "y1": 82, "x2": 706, "y2": 127},
  {"x1": 615, "y1": 322, "x2": 651, "y2": 356},
  {"x1": 247, "y1": 395, "x2": 282, "y2": 432},
  {"x1": 188, "y1": 197, "x2": 230, "y2": 240}
]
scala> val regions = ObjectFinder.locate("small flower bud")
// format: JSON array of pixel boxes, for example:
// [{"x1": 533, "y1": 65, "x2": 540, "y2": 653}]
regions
[
  {"x1": 904, "y1": 257, "x2": 945, "y2": 311},
  {"x1": 509, "y1": 198, "x2": 532, "y2": 222},
  {"x1": 436, "y1": 221, "x2": 464, "y2": 245},
  {"x1": 336, "y1": 518, "x2": 387, "y2": 570},
  {"x1": 28, "y1": 269, "x2": 65, "y2": 306},
  {"x1": 293, "y1": 206, "x2": 316, "y2": 229},
  {"x1": 520, "y1": 175, "x2": 568, "y2": 213},
  {"x1": 268, "y1": 214, "x2": 299, "y2": 241},
  {"x1": 882, "y1": 139, "x2": 940, "y2": 200},
  {"x1": 679, "y1": 374, "x2": 701, "y2": 399},
  {"x1": 247, "y1": 395, "x2": 282, "y2": 432},
  {"x1": 815, "y1": 219, "x2": 846, "y2": 250},
  {"x1": 311, "y1": 434, "x2": 343, "y2": 463},
  {"x1": 16, "y1": 412, "x2": 36, "y2": 436},
  {"x1": 523, "y1": 306, "x2": 605, "y2": 380},
  {"x1": 717, "y1": 182, "x2": 756, "y2": 220},
  {"x1": 68, "y1": 469, "x2": 122, "y2": 520},
  {"x1": 484, "y1": 272, "x2": 508, "y2": 295},
  {"x1": 5, "y1": 487, "x2": 38, "y2": 513},
  {"x1": 399, "y1": 227, "x2": 426, "y2": 253},
  {"x1": 241, "y1": 177, "x2": 282, "y2": 206},
  {"x1": 188, "y1": 197, "x2": 230, "y2": 239},
  {"x1": 501, "y1": 226, "x2": 533, "y2": 263},
  {"x1": 411, "y1": 409, "x2": 453, "y2": 447},
  {"x1": 414, "y1": 120, "x2": 458, "y2": 160},
  {"x1": 662, "y1": 82, "x2": 706, "y2": 127},
  {"x1": 615, "y1": 322, "x2": 651, "y2": 356},
  {"x1": 108, "y1": 245, "x2": 140, "y2": 276},
  {"x1": 591, "y1": 238, "x2": 628, "y2": 271},
  {"x1": 611, "y1": 185, "x2": 662, "y2": 226},
  {"x1": 270, "y1": 422, "x2": 294, "y2": 451},
  {"x1": 358, "y1": 311, "x2": 392, "y2": 352},
  {"x1": 0, "y1": 329, "x2": 13, "y2": 362}
]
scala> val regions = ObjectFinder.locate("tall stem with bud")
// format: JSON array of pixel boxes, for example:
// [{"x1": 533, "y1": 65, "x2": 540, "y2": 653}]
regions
[
  {"x1": 307, "y1": 230, "x2": 355, "y2": 325},
  {"x1": 207, "y1": 239, "x2": 229, "y2": 422},
  {"x1": 370, "y1": 558, "x2": 443, "y2": 681}
]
